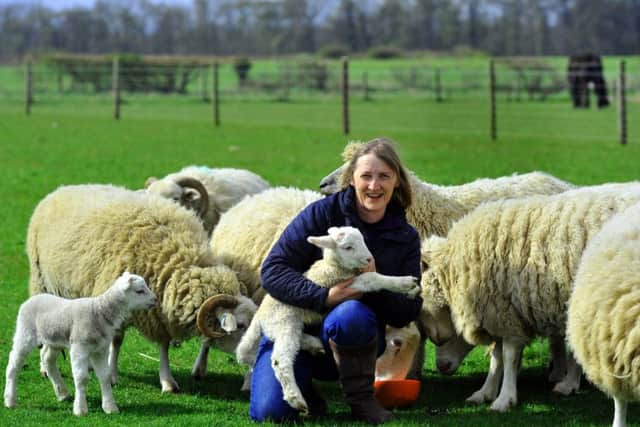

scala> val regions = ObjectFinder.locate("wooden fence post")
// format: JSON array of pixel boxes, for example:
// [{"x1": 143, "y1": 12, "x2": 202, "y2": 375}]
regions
[
  {"x1": 435, "y1": 68, "x2": 443, "y2": 103},
  {"x1": 25, "y1": 59, "x2": 33, "y2": 115},
  {"x1": 112, "y1": 56, "x2": 120, "y2": 120},
  {"x1": 342, "y1": 56, "x2": 349, "y2": 135},
  {"x1": 489, "y1": 59, "x2": 497, "y2": 141},
  {"x1": 212, "y1": 62, "x2": 220, "y2": 127},
  {"x1": 363, "y1": 71, "x2": 370, "y2": 101},
  {"x1": 200, "y1": 65, "x2": 208, "y2": 102},
  {"x1": 618, "y1": 60, "x2": 627, "y2": 145}
]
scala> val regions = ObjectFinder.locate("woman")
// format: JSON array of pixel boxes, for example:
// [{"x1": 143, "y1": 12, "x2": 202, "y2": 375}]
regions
[{"x1": 251, "y1": 137, "x2": 422, "y2": 425}]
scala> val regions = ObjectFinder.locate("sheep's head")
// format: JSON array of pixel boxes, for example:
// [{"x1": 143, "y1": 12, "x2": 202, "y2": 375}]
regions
[
  {"x1": 318, "y1": 140, "x2": 364, "y2": 195},
  {"x1": 307, "y1": 226, "x2": 372, "y2": 271},
  {"x1": 145, "y1": 176, "x2": 209, "y2": 219},
  {"x1": 435, "y1": 334, "x2": 474, "y2": 375},
  {"x1": 375, "y1": 323, "x2": 421, "y2": 381},
  {"x1": 196, "y1": 294, "x2": 257, "y2": 352}
]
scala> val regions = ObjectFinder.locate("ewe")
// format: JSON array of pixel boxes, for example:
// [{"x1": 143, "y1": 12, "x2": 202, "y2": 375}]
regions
[
  {"x1": 4, "y1": 272, "x2": 156, "y2": 416},
  {"x1": 235, "y1": 226, "x2": 419, "y2": 415},
  {"x1": 27, "y1": 184, "x2": 257, "y2": 393},
  {"x1": 568, "y1": 202, "x2": 640, "y2": 427},
  {"x1": 419, "y1": 184, "x2": 640, "y2": 411},
  {"x1": 145, "y1": 165, "x2": 270, "y2": 233}
]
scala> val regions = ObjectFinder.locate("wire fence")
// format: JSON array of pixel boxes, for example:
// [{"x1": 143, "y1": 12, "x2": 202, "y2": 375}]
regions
[{"x1": 2, "y1": 57, "x2": 638, "y2": 143}]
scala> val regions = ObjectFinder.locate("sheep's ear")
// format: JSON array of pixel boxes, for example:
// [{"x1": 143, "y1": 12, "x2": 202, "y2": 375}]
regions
[
  {"x1": 327, "y1": 226, "x2": 347, "y2": 242},
  {"x1": 307, "y1": 235, "x2": 336, "y2": 249},
  {"x1": 421, "y1": 236, "x2": 446, "y2": 267},
  {"x1": 342, "y1": 141, "x2": 364, "y2": 161},
  {"x1": 144, "y1": 177, "x2": 158, "y2": 188}
]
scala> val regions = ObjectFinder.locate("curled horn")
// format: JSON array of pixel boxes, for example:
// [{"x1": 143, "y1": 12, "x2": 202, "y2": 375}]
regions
[
  {"x1": 175, "y1": 177, "x2": 209, "y2": 219},
  {"x1": 196, "y1": 294, "x2": 239, "y2": 339}
]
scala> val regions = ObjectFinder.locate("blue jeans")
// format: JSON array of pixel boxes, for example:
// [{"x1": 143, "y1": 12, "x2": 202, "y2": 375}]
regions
[{"x1": 249, "y1": 300, "x2": 383, "y2": 422}]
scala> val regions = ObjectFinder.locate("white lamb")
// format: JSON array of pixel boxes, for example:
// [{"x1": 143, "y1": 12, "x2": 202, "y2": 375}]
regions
[
  {"x1": 145, "y1": 166, "x2": 270, "y2": 233},
  {"x1": 4, "y1": 272, "x2": 157, "y2": 416},
  {"x1": 419, "y1": 183, "x2": 640, "y2": 411},
  {"x1": 27, "y1": 184, "x2": 257, "y2": 393},
  {"x1": 567, "y1": 202, "x2": 640, "y2": 427},
  {"x1": 235, "y1": 226, "x2": 420, "y2": 415}
]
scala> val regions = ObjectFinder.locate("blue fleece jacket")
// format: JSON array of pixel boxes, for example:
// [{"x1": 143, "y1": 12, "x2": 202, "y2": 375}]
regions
[{"x1": 260, "y1": 186, "x2": 423, "y2": 329}]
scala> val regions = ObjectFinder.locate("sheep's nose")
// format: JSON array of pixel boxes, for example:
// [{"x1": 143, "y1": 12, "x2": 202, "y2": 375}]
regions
[
  {"x1": 437, "y1": 360, "x2": 453, "y2": 375},
  {"x1": 391, "y1": 338, "x2": 403, "y2": 348}
]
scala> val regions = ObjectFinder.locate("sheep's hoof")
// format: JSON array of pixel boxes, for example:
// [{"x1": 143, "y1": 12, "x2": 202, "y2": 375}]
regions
[
  {"x1": 489, "y1": 396, "x2": 516, "y2": 412},
  {"x1": 103, "y1": 404, "x2": 119, "y2": 414},
  {"x1": 466, "y1": 390, "x2": 493, "y2": 404},
  {"x1": 553, "y1": 380, "x2": 579, "y2": 395},
  {"x1": 160, "y1": 379, "x2": 180, "y2": 393},
  {"x1": 58, "y1": 393, "x2": 72, "y2": 402},
  {"x1": 4, "y1": 397, "x2": 16, "y2": 408}
]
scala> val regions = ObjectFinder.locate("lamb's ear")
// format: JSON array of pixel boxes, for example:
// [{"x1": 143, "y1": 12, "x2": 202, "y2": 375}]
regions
[
  {"x1": 144, "y1": 176, "x2": 158, "y2": 188},
  {"x1": 307, "y1": 235, "x2": 336, "y2": 249},
  {"x1": 327, "y1": 226, "x2": 347, "y2": 242}
]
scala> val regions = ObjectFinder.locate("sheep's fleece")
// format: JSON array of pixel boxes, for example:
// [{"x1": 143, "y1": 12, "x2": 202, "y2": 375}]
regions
[
  {"x1": 27, "y1": 184, "x2": 246, "y2": 345},
  {"x1": 422, "y1": 184, "x2": 640, "y2": 347},
  {"x1": 567, "y1": 201, "x2": 640, "y2": 404}
]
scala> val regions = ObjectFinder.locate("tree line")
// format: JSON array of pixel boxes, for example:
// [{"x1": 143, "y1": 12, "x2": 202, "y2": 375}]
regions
[{"x1": 1, "y1": 0, "x2": 639, "y2": 62}]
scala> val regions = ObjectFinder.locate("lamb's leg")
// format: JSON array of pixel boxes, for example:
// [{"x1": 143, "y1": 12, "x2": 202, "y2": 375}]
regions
[
  {"x1": 613, "y1": 396, "x2": 628, "y2": 427},
  {"x1": 43, "y1": 346, "x2": 71, "y2": 402},
  {"x1": 552, "y1": 351, "x2": 582, "y2": 395},
  {"x1": 191, "y1": 337, "x2": 210, "y2": 380},
  {"x1": 70, "y1": 344, "x2": 90, "y2": 416},
  {"x1": 300, "y1": 333, "x2": 325, "y2": 355},
  {"x1": 4, "y1": 335, "x2": 35, "y2": 408},
  {"x1": 270, "y1": 323, "x2": 309, "y2": 416},
  {"x1": 91, "y1": 351, "x2": 119, "y2": 414},
  {"x1": 158, "y1": 340, "x2": 179, "y2": 393},
  {"x1": 351, "y1": 272, "x2": 419, "y2": 297},
  {"x1": 467, "y1": 340, "x2": 503, "y2": 404},
  {"x1": 39, "y1": 345, "x2": 49, "y2": 377},
  {"x1": 490, "y1": 337, "x2": 526, "y2": 412},
  {"x1": 108, "y1": 331, "x2": 124, "y2": 386},
  {"x1": 547, "y1": 335, "x2": 567, "y2": 383}
]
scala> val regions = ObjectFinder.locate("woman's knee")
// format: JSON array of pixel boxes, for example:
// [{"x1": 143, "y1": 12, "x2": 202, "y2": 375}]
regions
[{"x1": 323, "y1": 300, "x2": 377, "y2": 346}]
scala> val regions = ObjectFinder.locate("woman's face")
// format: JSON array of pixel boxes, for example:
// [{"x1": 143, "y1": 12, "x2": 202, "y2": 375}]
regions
[{"x1": 350, "y1": 153, "x2": 399, "y2": 223}]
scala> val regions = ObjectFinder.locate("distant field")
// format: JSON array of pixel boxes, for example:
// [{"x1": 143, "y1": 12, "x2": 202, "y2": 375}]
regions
[{"x1": 1, "y1": 55, "x2": 640, "y2": 426}]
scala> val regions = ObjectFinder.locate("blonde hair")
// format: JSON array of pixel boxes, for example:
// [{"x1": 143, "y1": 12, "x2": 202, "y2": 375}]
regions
[{"x1": 338, "y1": 137, "x2": 412, "y2": 209}]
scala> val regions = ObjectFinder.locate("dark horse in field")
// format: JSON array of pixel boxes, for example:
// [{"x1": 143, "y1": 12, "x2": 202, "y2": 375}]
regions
[{"x1": 567, "y1": 53, "x2": 609, "y2": 108}]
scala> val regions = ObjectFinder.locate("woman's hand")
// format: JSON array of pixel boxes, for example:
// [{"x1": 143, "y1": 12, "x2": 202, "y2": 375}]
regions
[{"x1": 325, "y1": 278, "x2": 363, "y2": 308}]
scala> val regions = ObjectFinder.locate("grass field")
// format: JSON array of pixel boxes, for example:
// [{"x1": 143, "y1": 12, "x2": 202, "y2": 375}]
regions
[{"x1": 1, "y1": 56, "x2": 640, "y2": 426}]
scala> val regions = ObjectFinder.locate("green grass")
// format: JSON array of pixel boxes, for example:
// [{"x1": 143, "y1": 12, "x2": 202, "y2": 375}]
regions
[{"x1": 1, "y1": 63, "x2": 640, "y2": 426}]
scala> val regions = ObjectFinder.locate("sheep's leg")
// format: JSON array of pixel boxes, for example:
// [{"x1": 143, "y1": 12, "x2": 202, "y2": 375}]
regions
[
  {"x1": 108, "y1": 331, "x2": 124, "y2": 386},
  {"x1": 352, "y1": 272, "x2": 419, "y2": 297},
  {"x1": 271, "y1": 323, "x2": 309, "y2": 416},
  {"x1": 39, "y1": 345, "x2": 49, "y2": 378},
  {"x1": 191, "y1": 337, "x2": 210, "y2": 380},
  {"x1": 43, "y1": 346, "x2": 71, "y2": 402},
  {"x1": 613, "y1": 396, "x2": 628, "y2": 427},
  {"x1": 91, "y1": 350, "x2": 118, "y2": 414},
  {"x1": 490, "y1": 337, "x2": 526, "y2": 412},
  {"x1": 158, "y1": 340, "x2": 179, "y2": 393},
  {"x1": 300, "y1": 334, "x2": 324, "y2": 355},
  {"x1": 70, "y1": 344, "x2": 90, "y2": 416},
  {"x1": 4, "y1": 335, "x2": 35, "y2": 408},
  {"x1": 547, "y1": 335, "x2": 567, "y2": 383},
  {"x1": 466, "y1": 340, "x2": 503, "y2": 404},
  {"x1": 552, "y1": 350, "x2": 582, "y2": 395}
]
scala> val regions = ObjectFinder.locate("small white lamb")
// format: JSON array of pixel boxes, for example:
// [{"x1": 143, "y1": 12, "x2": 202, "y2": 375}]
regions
[
  {"x1": 235, "y1": 226, "x2": 420, "y2": 415},
  {"x1": 4, "y1": 272, "x2": 157, "y2": 416}
]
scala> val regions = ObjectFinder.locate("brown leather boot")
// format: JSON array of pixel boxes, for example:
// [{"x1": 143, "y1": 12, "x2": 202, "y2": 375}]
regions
[{"x1": 329, "y1": 338, "x2": 393, "y2": 425}]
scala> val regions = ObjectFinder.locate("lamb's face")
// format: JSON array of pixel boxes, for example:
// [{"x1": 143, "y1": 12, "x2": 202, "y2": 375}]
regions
[
  {"x1": 119, "y1": 273, "x2": 157, "y2": 311},
  {"x1": 330, "y1": 227, "x2": 372, "y2": 270}
]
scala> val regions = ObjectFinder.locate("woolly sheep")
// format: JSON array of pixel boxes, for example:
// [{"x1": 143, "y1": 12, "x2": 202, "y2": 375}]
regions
[
  {"x1": 145, "y1": 166, "x2": 270, "y2": 233},
  {"x1": 567, "y1": 202, "x2": 640, "y2": 427},
  {"x1": 5, "y1": 272, "x2": 157, "y2": 416},
  {"x1": 419, "y1": 183, "x2": 640, "y2": 411},
  {"x1": 235, "y1": 226, "x2": 420, "y2": 415},
  {"x1": 26, "y1": 184, "x2": 257, "y2": 393}
]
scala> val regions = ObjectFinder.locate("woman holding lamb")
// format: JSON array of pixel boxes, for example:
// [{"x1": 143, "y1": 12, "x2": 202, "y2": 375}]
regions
[{"x1": 250, "y1": 137, "x2": 423, "y2": 424}]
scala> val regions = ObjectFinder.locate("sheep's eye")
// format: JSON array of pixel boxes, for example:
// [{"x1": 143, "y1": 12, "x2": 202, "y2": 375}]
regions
[
  {"x1": 135, "y1": 289, "x2": 146, "y2": 294},
  {"x1": 343, "y1": 246, "x2": 353, "y2": 251}
]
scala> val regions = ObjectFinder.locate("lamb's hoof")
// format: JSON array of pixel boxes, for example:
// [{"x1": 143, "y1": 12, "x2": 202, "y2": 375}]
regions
[
  {"x1": 466, "y1": 390, "x2": 494, "y2": 404},
  {"x1": 160, "y1": 379, "x2": 180, "y2": 393},
  {"x1": 103, "y1": 404, "x2": 119, "y2": 414},
  {"x1": 109, "y1": 374, "x2": 119, "y2": 386},
  {"x1": 4, "y1": 397, "x2": 16, "y2": 408},
  {"x1": 73, "y1": 405, "x2": 88, "y2": 416},
  {"x1": 57, "y1": 393, "x2": 72, "y2": 402},
  {"x1": 285, "y1": 395, "x2": 309, "y2": 416},
  {"x1": 489, "y1": 396, "x2": 516, "y2": 412}
]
